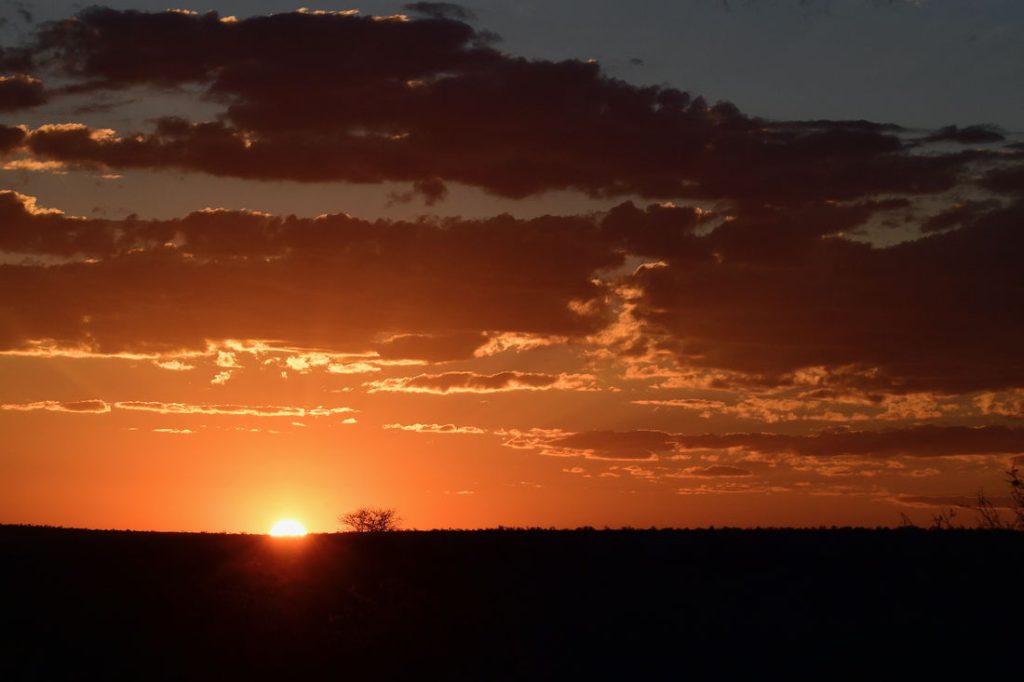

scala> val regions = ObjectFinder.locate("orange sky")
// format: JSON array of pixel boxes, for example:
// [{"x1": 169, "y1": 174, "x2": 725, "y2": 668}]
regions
[{"x1": 1, "y1": 7, "x2": 1022, "y2": 532}]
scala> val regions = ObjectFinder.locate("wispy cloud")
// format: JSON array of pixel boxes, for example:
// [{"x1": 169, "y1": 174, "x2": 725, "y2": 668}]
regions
[
  {"x1": 366, "y1": 371, "x2": 600, "y2": 394},
  {"x1": 383, "y1": 422, "x2": 487, "y2": 434},
  {"x1": 0, "y1": 399, "x2": 110, "y2": 413},
  {"x1": 114, "y1": 401, "x2": 356, "y2": 418}
]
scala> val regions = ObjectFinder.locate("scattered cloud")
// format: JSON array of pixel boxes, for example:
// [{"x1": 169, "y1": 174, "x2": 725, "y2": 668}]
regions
[
  {"x1": 672, "y1": 425, "x2": 1024, "y2": 458},
  {"x1": 113, "y1": 401, "x2": 355, "y2": 418},
  {"x1": 0, "y1": 191, "x2": 615, "y2": 358},
  {"x1": 154, "y1": 360, "x2": 195, "y2": 371},
  {"x1": 0, "y1": 399, "x2": 110, "y2": 413},
  {"x1": 499, "y1": 425, "x2": 1024, "y2": 462},
  {"x1": 366, "y1": 371, "x2": 599, "y2": 394},
  {"x1": 0, "y1": 75, "x2": 46, "y2": 111},
  {"x1": 210, "y1": 370, "x2": 232, "y2": 385},
  {"x1": 3, "y1": 8, "x2": 1000, "y2": 206},
  {"x1": 677, "y1": 464, "x2": 753, "y2": 477},
  {"x1": 1, "y1": 5, "x2": 1022, "y2": 523},
  {"x1": 502, "y1": 429, "x2": 674, "y2": 460},
  {"x1": 383, "y1": 422, "x2": 486, "y2": 434}
]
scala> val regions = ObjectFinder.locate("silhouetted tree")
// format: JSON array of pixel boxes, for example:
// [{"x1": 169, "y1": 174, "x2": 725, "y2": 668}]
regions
[
  {"x1": 974, "y1": 490, "x2": 1004, "y2": 529},
  {"x1": 911, "y1": 466, "x2": 1024, "y2": 530},
  {"x1": 929, "y1": 506, "x2": 959, "y2": 530},
  {"x1": 339, "y1": 507, "x2": 401, "y2": 532},
  {"x1": 975, "y1": 465, "x2": 1024, "y2": 530},
  {"x1": 1007, "y1": 465, "x2": 1024, "y2": 528}
]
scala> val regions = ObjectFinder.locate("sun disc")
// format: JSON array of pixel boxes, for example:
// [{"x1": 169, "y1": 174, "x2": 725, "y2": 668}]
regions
[{"x1": 269, "y1": 519, "x2": 307, "y2": 537}]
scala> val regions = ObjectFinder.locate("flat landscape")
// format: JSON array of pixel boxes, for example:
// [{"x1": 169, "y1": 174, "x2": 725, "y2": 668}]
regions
[{"x1": 3, "y1": 525, "x2": 1022, "y2": 680}]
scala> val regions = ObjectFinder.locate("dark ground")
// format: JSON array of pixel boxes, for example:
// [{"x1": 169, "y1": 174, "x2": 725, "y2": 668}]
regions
[{"x1": 2, "y1": 525, "x2": 1022, "y2": 680}]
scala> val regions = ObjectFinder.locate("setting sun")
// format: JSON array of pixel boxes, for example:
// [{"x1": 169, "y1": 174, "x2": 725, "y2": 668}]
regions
[{"x1": 269, "y1": 519, "x2": 307, "y2": 537}]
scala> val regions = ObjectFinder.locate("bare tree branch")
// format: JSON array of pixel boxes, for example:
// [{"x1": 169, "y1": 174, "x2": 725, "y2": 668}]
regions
[{"x1": 339, "y1": 507, "x2": 401, "y2": 533}]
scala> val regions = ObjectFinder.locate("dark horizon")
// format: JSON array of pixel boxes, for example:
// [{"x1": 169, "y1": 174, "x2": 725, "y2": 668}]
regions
[{"x1": 4, "y1": 523, "x2": 1023, "y2": 679}]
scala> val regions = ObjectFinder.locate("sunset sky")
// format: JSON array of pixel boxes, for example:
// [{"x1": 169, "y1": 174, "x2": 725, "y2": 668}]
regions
[{"x1": 1, "y1": 1, "x2": 1022, "y2": 532}]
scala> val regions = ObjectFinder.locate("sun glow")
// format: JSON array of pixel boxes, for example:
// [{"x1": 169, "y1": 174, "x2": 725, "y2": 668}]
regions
[{"x1": 269, "y1": 519, "x2": 307, "y2": 537}]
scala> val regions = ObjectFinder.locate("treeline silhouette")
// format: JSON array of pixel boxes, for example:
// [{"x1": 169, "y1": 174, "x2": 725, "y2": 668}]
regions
[{"x1": 2, "y1": 525, "x2": 1022, "y2": 680}]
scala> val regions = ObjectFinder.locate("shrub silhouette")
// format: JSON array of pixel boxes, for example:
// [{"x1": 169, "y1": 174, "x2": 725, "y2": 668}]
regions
[
  {"x1": 921, "y1": 466, "x2": 1024, "y2": 530},
  {"x1": 974, "y1": 465, "x2": 1024, "y2": 530},
  {"x1": 1010, "y1": 465, "x2": 1024, "y2": 527},
  {"x1": 339, "y1": 507, "x2": 401, "y2": 532}
]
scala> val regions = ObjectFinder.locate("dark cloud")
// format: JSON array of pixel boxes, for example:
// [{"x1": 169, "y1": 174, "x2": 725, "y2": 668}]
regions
[
  {"x1": 0, "y1": 191, "x2": 616, "y2": 356},
  {"x1": 516, "y1": 425, "x2": 1024, "y2": 462},
  {"x1": 630, "y1": 199, "x2": 1024, "y2": 392},
  {"x1": 413, "y1": 177, "x2": 448, "y2": 205},
  {"x1": 674, "y1": 425, "x2": 1024, "y2": 458},
  {"x1": 0, "y1": 74, "x2": 45, "y2": 110},
  {"x1": 2, "y1": 189, "x2": 1023, "y2": 396},
  {"x1": 547, "y1": 430, "x2": 676, "y2": 460},
  {"x1": 921, "y1": 200, "x2": 1001, "y2": 233},
  {"x1": 682, "y1": 465, "x2": 753, "y2": 477},
  {"x1": 1, "y1": 8, "x2": 1022, "y2": 394},
  {"x1": 0, "y1": 123, "x2": 25, "y2": 153},
  {"x1": 924, "y1": 125, "x2": 1005, "y2": 145},
  {"x1": 0, "y1": 189, "x2": 116, "y2": 254},
  {"x1": 373, "y1": 332, "x2": 487, "y2": 362},
  {"x1": 523, "y1": 425, "x2": 1024, "y2": 461},
  {"x1": 366, "y1": 371, "x2": 596, "y2": 394},
  {"x1": 600, "y1": 200, "x2": 712, "y2": 257},
  {"x1": 1, "y1": 8, "x2": 985, "y2": 203},
  {"x1": 389, "y1": 177, "x2": 449, "y2": 206},
  {"x1": 980, "y1": 164, "x2": 1024, "y2": 196}
]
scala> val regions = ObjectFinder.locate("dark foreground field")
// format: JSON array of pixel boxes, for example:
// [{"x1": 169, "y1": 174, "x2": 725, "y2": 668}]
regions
[{"x1": 2, "y1": 526, "x2": 1022, "y2": 680}]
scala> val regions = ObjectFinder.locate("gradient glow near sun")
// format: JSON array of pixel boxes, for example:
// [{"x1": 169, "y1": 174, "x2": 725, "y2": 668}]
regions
[{"x1": 269, "y1": 519, "x2": 307, "y2": 537}]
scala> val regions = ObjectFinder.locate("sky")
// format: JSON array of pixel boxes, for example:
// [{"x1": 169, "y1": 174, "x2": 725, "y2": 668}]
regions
[{"x1": 1, "y1": 1, "x2": 1022, "y2": 532}]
